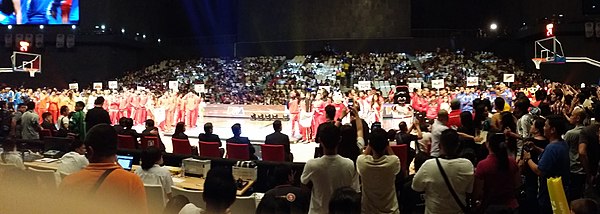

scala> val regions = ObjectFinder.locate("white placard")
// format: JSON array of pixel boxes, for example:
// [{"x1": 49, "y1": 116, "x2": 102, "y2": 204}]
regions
[
  {"x1": 68, "y1": 83, "x2": 78, "y2": 91},
  {"x1": 93, "y1": 82, "x2": 102, "y2": 90},
  {"x1": 358, "y1": 81, "x2": 371, "y2": 91},
  {"x1": 319, "y1": 86, "x2": 331, "y2": 92},
  {"x1": 136, "y1": 86, "x2": 145, "y2": 91},
  {"x1": 194, "y1": 84, "x2": 205, "y2": 93},
  {"x1": 467, "y1": 77, "x2": 479, "y2": 87},
  {"x1": 408, "y1": 83, "x2": 421, "y2": 92},
  {"x1": 503, "y1": 74, "x2": 515, "y2": 83},
  {"x1": 108, "y1": 81, "x2": 118, "y2": 89},
  {"x1": 432, "y1": 79, "x2": 445, "y2": 89},
  {"x1": 168, "y1": 81, "x2": 179, "y2": 91}
]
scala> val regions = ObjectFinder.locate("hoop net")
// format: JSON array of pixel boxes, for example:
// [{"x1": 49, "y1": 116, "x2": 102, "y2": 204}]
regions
[
  {"x1": 26, "y1": 68, "x2": 38, "y2": 77},
  {"x1": 532, "y1": 58, "x2": 546, "y2": 70}
]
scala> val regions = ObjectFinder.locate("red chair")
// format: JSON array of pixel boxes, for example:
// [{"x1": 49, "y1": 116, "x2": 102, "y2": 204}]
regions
[
  {"x1": 226, "y1": 143, "x2": 249, "y2": 160},
  {"x1": 117, "y1": 135, "x2": 137, "y2": 149},
  {"x1": 141, "y1": 136, "x2": 160, "y2": 150},
  {"x1": 391, "y1": 144, "x2": 408, "y2": 171},
  {"x1": 199, "y1": 141, "x2": 222, "y2": 158},
  {"x1": 172, "y1": 138, "x2": 192, "y2": 155},
  {"x1": 260, "y1": 144, "x2": 285, "y2": 162},
  {"x1": 39, "y1": 129, "x2": 52, "y2": 139}
]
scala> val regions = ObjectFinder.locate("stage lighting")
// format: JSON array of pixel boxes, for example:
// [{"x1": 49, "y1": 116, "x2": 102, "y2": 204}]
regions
[
  {"x1": 39, "y1": 25, "x2": 44, "y2": 30},
  {"x1": 157, "y1": 38, "x2": 161, "y2": 43},
  {"x1": 250, "y1": 113, "x2": 257, "y2": 121},
  {"x1": 71, "y1": 25, "x2": 76, "y2": 30},
  {"x1": 7, "y1": 25, "x2": 12, "y2": 30},
  {"x1": 489, "y1": 23, "x2": 498, "y2": 30},
  {"x1": 121, "y1": 28, "x2": 125, "y2": 34},
  {"x1": 142, "y1": 34, "x2": 146, "y2": 39},
  {"x1": 100, "y1": 25, "x2": 106, "y2": 30}
]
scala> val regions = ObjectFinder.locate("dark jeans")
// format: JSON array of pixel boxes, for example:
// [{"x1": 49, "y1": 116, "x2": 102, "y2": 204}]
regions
[{"x1": 568, "y1": 173, "x2": 586, "y2": 202}]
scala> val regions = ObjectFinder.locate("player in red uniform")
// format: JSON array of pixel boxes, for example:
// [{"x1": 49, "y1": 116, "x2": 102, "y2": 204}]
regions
[{"x1": 288, "y1": 91, "x2": 300, "y2": 137}]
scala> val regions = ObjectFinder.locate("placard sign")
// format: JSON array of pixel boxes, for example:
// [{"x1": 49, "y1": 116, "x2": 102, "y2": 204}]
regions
[
  {"x1": 467, "y1": 77, "x2": 479, "y2": 87},
  {"x1": 358, "y1": 81, "x2": 371, "y2": 90},
  {"x1": 108, "y1": 81, "x2": 118, "y2": 89},
  {"x1": 503, "y1": 74, "x2": 515, "y2": 83},
  {"x1": 431, "y1": 79, "x2": 445, "y2": 89},
  {"x1": 68, "y1": 83, "x2": 78, "y2": 91},
  {"x1": 408, "y1": 83, "x2": 422, "y2": 92},
  {"x1": 93, "y1": 82, "x2": 102, "y2": 90},
  {"x1": 194, "y1": 84, "x2": 205, "y2": 93},
  {"x1": 169, "y1": 81, "x2": 179, "y2": 92}
]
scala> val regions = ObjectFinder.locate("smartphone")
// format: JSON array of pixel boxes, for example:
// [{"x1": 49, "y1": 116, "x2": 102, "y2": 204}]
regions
[{"x1": 348, "y1": 98, "x2": 354, "y2": 108}]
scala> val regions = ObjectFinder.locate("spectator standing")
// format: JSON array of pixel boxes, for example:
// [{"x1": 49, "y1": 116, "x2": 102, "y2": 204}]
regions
[
  {"x1": 10, "y1": 103, "x2": 26, "y2": 138},
  {"x1": 412, "y1": 129, "x2": 474, "y2": 214},
  {"x1": 21, "y1": 101, "x2": 41, "y2": 140},
  {"x1": 85, "y1": 97, "x2": 111, "y2": 131},
  {"x1": 301, "y1": 123, "x2": 359, "y2": 214},
  {"x1": 357, "y1": 128, "x2": 400, "y2": 214},
  {"x1": 430, "y1": 110, "x2": 450, "y2": 157},
  {"x1": 69, "y1": 101, "x2": 86, "y2": 141},
  {"x1": 522, "y1": 114, "x2": 570, "y2": 214},
  {"x1": 473, "y1": 134, "x2": 520, "y2": 213},
  {"x1": 565, "y1": 108, "x2": 586, "y2": 201}
]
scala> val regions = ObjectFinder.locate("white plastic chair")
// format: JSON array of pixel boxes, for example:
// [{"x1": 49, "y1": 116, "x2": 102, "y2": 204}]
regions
[
  {"x1": 230, "y1": 196, "x2": 256, "y2": 214},
  {"x1": 171, "y1": 186, "x2": 205, "y2": 209},
  {"x1": 27, "y1": 167, "x2": 61, "y2": 190},
  {"x1": 144, "y1": 184, "x2": 166, "y2": 214}
]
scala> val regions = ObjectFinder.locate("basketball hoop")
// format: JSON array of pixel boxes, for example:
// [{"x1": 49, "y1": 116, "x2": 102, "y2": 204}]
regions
[
  {"x1": 26, "y1": 68, "x2": 38, "y2": 77},
  {"x1": 532, "y1": 58, "x2": 546, "y2": 70}
]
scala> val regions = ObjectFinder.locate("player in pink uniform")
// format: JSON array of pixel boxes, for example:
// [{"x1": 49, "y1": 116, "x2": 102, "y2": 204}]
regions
[
  {"x1": 130, "y1": 91, "x2": 141, "y2": 125},
  {"x1": 109, "y1": 93, "x2": 120, "y2": 124},
  {"x1": 288, "y1": 91, "x2": 300, "y2": 137},
  {"x1": 137, "y1": 91, "x2": 148, "y2": 124}
]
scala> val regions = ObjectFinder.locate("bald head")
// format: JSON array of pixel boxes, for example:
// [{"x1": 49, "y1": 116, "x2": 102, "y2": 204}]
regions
[{"x1": 570, "y1": 108, "x2": 587, "y2": 125}]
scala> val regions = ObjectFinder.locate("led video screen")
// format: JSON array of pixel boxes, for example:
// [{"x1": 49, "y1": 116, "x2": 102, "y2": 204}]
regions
[{"x1": 0, "y1": 0, "x2": 79, "y2": 25}]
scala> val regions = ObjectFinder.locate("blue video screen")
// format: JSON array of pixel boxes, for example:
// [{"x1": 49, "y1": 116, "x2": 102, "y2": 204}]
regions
[{"x1": 0, "y1": 0, "x2": 79, "y2": 25}]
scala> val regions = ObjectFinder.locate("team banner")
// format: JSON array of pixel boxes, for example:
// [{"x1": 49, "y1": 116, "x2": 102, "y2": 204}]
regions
[
  {"x1": 503, "y1": 74, "x2": 515, "y2": 83},
  {"x1": 136, "y1": 86, "x2": 146, "y2": 91},
  {"x1": 467, "y1": 77, "x2": 479, "y2": 87},
  {"x1": 432, "y1": 79, "x2": 444, "y2": 89},
  {"x1": 108, "y1": 81, "x2": 118, "y2": 89},
  {"x1": 93, "y1": 82, "x2": 102, "y2": 90},
  {"x1": 408, "y1": 83, "x2": 421, "y2": 92},
  {"x1": 68, "y1": 83, "x2": 78, "y2": 91},
  {"x1": 358, "y1": 81, "x2": 371, "y2": 90}
]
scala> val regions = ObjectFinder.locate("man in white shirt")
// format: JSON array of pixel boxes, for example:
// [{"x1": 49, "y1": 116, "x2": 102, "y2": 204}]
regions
[
  {"x1": 57, "y1": 141, "x2": 89, "y2": 174},
  {"x1": 412, "y1": 129, "x2": 474, "y2": 214},
  {"x1": 430, "y1": 110, "x2": 449, "y2": 157},
  {"x1": 357, "y1": 128, "x2": 401, "y2": 214},
  {"x1": 301, "y1": 123, "x2": 359, "y2": 214}
]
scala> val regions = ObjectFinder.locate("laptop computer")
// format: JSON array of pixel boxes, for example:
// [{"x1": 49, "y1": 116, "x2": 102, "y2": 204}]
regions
[{"x1": 116, "y1": 155, "x2": 134, "y2": 171}]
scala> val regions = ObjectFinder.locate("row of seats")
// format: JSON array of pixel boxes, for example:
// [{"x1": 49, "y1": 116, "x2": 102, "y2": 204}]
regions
[{"x1": 117, "y1": 135, "x2": 287, "y2": 162}]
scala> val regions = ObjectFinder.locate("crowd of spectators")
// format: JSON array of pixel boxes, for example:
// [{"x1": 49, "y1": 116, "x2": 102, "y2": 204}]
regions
[{"x1": 117, "y1": 49, "x2": 539, "y2": 105}]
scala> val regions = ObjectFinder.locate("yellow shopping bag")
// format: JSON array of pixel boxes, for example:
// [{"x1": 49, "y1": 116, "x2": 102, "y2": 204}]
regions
[{"x1": 547, "y1": 177, "x2": 569, "y2": 214}]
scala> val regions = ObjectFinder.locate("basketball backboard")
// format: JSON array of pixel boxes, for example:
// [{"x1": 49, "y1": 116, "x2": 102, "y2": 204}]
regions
[{"x1": 10, "y1": 51, "x2": 42, "y2": 77}]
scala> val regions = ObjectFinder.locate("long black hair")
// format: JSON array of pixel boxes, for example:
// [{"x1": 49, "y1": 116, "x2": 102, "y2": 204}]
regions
[
  {"x1": 488, "y1": 134, "x2": 509, "y2": 171},
  {"x1": 141, "y1": 147, "x2": 162, "y2": 170}
]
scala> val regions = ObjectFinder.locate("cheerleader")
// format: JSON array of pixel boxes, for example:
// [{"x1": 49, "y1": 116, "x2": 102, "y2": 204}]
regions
[
  {"x1": 298, "y1": 92, "x2": 313, "y2": 143},
  {"x1": 311, "y1": 92, "x2": 325, "y2": 141},
  {"x1": 109, "y1": 92, "x2": 120, "y2": 124}
]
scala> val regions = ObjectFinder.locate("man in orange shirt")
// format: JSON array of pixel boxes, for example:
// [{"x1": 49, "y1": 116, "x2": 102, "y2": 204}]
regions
[{"x1": 59, "y1": 124, "x2": 147, "y2": 214}]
